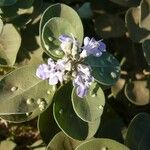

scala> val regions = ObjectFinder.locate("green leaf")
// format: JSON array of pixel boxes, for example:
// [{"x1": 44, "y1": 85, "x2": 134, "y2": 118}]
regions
[
  {"x1": 110, "y1": 0, "x2": 140, "y2": 7},
  {"x1": 75, "y1": 138, "x2": 129, "y2": 150},
  {"x1": 125, "y1": 113, "x2": 150, "y2": 149},
  {"x1": 53, "y1": 82, "x2": 100, "y2": 140},
  {"x1": 125, "y1": 7, "x2": 150, "y2": 43},
  {"x1": 77, "y1": 2, "x2": 93, "y2": 19},
  {"x1": 72, "y1": 82, "x2": 105, "y2": 122},
  {"x1": 42, "y1": 17, "x2": 76, "y2": 59},
  {"x1": 0, "y1": 0, "x2": 34, "y2": 20},
  {"x1": 0, "y1": 24, "x2": 21, "y2": 65},
  {"x1": 96, "y1": 104, "x2": 125, "y2": 143},
  {"x1": 47, "y1": 132, "x2": 82, "y2": 150},
  {"x1": 40, "y1": 3, "x2": 83, "y2": 44},
  {"x1": 0, "y1": 0, "x2": 17, "y2": 7},
  {"x1": 124, "y1": 80, "x2": 150, "y2": 106},
  {"x1": 94, "y1": 13, "x2": 126, "y2": 38},
  {"x1": 142, "y1": 39, "x2": 150, "y2": 66},
  {"x1": 139, "y1": 0, "x2": 150, "y2": 31},
  {"x1": 38, "y1": 103, "x2": 60, "y2": 144},
  {"x1": 0, "y1": 65, "x2": 55, "y2": 122},
  {"x1": 0, "y1": 140, "x2": 16, "y2": 150},
  {"x1": 84, "y1": 52, "x2": 120, "y2": 86}
]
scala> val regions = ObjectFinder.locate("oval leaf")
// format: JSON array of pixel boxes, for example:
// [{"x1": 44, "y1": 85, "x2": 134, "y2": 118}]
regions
[
  {"x1": 42, "y1": 17, "x2": 76, "y2": 59},
  {"x1": 38, "y1": 104, "x2": 60, "y2": 144},
  {"x1": 139, "y1": 0, "x2": 150, "y2": 31},
  {"x1": 125, "y1": 7, "x2": 150, "y2": 43},
  {"x1": 125, "y1": 113, "x2": 150, "y2": 149},
  {"x1": 0, "y1": 140, "x2": 16, "y2": 150},
  {"x1": 0, "y1": 65, "x2": 54, "y2": 122},
  {"x1": 124, "y1": 80, "x2": 150, "y2": 106},
  {"x1": 53, "y1": 82, "x2": 100, "y2": 140},
  {"x1": 40, "y1": 3, "x2": 83, "y2": 44},
  {"x1": 72, "y1": 82, "x2": 105, "y2": 122},
  {"x1": 47, "y1": 132, "x2": 81, "y2": 150},
  {"x1": 75, "y1": 138, "x2": 129, "y2": 150},
  {"x1": 84, "y1": 52, "x2": 120, "y2": 86},
  {"x1": 0, "y1": 24, "x2": 21, "y2": 65}
]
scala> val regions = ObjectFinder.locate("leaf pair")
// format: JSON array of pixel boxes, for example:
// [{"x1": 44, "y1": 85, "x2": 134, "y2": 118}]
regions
[{"x1": 39, "y1": 3, "x2": 83, "y2": 59}]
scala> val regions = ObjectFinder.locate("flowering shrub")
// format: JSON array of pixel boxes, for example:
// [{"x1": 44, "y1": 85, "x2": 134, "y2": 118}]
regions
[
  {"x1": 2, "y1": 1, "x2": 142, "y2": 149},
  {"x1": 36, "y1": 35, "x2": 106, "y2": 98}
]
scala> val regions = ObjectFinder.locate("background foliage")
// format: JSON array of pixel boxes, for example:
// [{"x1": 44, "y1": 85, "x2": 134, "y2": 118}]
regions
[{"x1": 0, "y1": 0, "x2": 150, "y2": 149}]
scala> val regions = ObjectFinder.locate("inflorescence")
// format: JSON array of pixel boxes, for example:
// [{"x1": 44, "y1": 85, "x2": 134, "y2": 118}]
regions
[{"x1": 36, "y1": 35, "x2": 106, "y2": 98}]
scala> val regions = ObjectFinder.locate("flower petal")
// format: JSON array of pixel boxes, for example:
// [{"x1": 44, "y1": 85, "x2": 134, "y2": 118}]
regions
[
  {"x1": 59, "y1": 34, "x2": 72, "y2": 42},
  {"x1": 36, "y1": 64, "x2": 50, "y2": 80},
  {"x1": 76, "y1": 85, "x2": 88, "y2": 98},
  {"x1": 49, "y1": 75, "x2": 58, "y2": 85},
  {"x1": 84, "y1": 37, "x2": 90, "y2": 46}
]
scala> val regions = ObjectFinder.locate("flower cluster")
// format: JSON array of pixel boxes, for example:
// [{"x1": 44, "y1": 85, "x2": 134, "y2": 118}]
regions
[
  {"x1": 36, "y1": 58, "x2": 71, "y2": 85},
  {"x1": 36, "y1": 34, "x2": 106, "y2": 98}
]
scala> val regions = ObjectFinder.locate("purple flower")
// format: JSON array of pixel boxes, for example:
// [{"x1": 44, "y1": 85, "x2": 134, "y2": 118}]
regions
[
  {"x1": 36, "y1": 64, "x2": 51, "y2": 80},
  {"x1": 80, "y1": 37, "x2": 106, "y2": 58},
  {"x1": 73, "y1": 64, "x2": 94, "y2": 98},
  {"x1": 59, "y1": 34, "x2": 73, "y2": 43},
  {"x1": 58, "y1": 34, "x2": 79, "y2": 58},
  {"x1": 36, "y1": 58, "x2": 71, "y2": 85}
]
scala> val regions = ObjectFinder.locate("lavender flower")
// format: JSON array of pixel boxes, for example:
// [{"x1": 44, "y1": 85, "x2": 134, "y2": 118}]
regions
[
  {"x1": 36, "y1": 64, "x2": 51, "y2": 80},
  {"x1": 73, "y1": 64, "x2": 94, "y2": 98},
  {"x1": 36, "y1": 58, "x2": 71, "y2": 85},
  {"x1": 80, "y1": 37, "x2": 106, "y2": 58},
  {"x1": 36, "y1": 35, "x2": 107, "y2": 98},
  {"x1": 58, "y1": 34, "x2": 79, "y2": 58}
]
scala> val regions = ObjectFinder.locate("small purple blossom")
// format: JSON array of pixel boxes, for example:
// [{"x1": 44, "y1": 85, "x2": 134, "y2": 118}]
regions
[
  {"x1": 36, "y1": 64, "x2": 51, "y2": 80},
  {"x1": 36, "y1": 34, "x2": 107, "y2": 98},
  {"x1": 58, "y1": 34, "x2": 79, "y2": 58},
  {"x1": 36, "y1": 58, "x2": 71, "y2": 85},
  {"x1": 59, "y1": 35, "x2": 73, "y2": 43},
  {"x1": 80, "y1": 37, "x2": 106, "y2": 58},
  {"x1": 73, "y1": 64, "x2": 94, "y2": 98}
]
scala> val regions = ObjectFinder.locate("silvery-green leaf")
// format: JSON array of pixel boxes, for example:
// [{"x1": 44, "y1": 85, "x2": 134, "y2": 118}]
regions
[
  {"x1": 139, "y1": 0, "x2": 150, "y2": 31},
  {"x1": 53, "y1": 82, "x2": 100, "y2": 140},
  {"x1": 47, "y1": 132, "x2": 82, "y2": 150},
  {"x1": 75, "y1": 138, "x2": 129, "y2": 150},
  {"x1": 0, "y1": 140, "x2": 16, "y2": 150},
  {"x1": 42, "y1": 17, "x2": 76, "y2": 59},
  {"x1": 40, "y1": 3, "x2": 83, "y2": 44},
  {"x1": 124, "y1": 80, "x2": 150, "y2": 106},
  {"x1": 0, "y1": 24, "x2": 21, "y2": 65},
  {"x1": 125, "y1": 113, "x2": 150, "y2": 149},
  {"x1": 84, "y1": 52, "x2": 120, "y2": 86},
  {"x1": 72, "y1": 82, "x2": 105, "y2": 122},
  {"x1": 0, "y1": 65, "x2": 55, "y2": 122},
  {"x1": 38, "y1": 104, "x2": 60, "y2": 144},
  {"x1": 125, "y1": 7, "x2": 150, "y2": 43}
]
